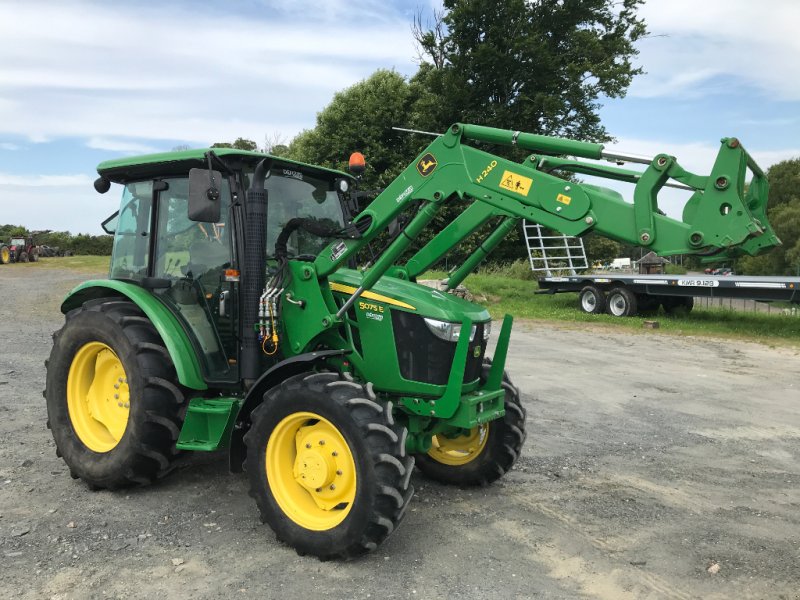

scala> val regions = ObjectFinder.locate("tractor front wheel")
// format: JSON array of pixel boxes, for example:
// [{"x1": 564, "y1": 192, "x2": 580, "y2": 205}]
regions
[
  {"x1": 18, "y1": 251, "x2": 28, "y2": 263},
  {"x1": 45, "y1": 299, "x2": 185, "y2": 489},
  {"x1": 414, "y1": 362, "x2": 526, "y2": 486},
  {"x1": 0, "y1": 245, "x2": 9, "y2": 264},
  {"x1": 244, "y1": 372, "x2": 414, "y2": 559}
]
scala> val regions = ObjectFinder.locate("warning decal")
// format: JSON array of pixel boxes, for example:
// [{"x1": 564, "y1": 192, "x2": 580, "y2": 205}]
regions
[
  {"x1": 556, "y1": 194, "x2": 572, "y2": 205},
  {"x1": 498, "y1": 170, "x2": 532, "y2": 196}
]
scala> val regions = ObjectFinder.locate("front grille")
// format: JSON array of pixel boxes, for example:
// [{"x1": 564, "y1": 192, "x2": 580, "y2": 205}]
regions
[{"x1": 392, "y1": 311, "x2": 486, "y2": 385}]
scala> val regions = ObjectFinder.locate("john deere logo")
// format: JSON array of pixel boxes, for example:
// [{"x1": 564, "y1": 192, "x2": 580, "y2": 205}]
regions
[{"x1": 416, "y1": 153, "x2": 437, "y2": 177}]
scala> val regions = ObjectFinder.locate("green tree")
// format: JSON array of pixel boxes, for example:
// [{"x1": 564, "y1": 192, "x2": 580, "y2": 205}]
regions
[
  {"x1": 412, "y1": 0, "x2": 647, "y2": 142},
  {"x1": 287, "y1": 69, "x2": 419, "y2": 189},
  {"x1": 738, "y1": 158, "x2": 800, "y2": 276},
  {"x1": 211, "y1": 137, "x2": 258, "y2": 151}
]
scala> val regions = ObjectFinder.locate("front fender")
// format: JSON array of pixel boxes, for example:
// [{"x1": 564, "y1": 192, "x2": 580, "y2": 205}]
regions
[
  {"x1": 228, "y1": 349, "x2": 348, "y2": 472},
  {"x1": 62, "y1": 280, "x2": 207, "y2": 390}
]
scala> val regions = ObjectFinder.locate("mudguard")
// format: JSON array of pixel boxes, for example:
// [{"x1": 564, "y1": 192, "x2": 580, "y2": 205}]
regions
[
  {"x1": 61, "y1": 280, "x2": 207, "y2": 390},
  {"x1": 228, "y1": 349, "x2": 348, "y2": 472}
]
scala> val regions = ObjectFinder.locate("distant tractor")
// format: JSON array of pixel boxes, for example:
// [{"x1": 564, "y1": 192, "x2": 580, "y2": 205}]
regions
[{"x1": 7, "y1": 236, "x2": 38, "y2": 263}]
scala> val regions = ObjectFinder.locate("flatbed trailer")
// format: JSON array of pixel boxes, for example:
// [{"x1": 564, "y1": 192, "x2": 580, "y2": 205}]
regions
[{"x1": 537, "y1": 273, "x2": 800, "y2": 317}]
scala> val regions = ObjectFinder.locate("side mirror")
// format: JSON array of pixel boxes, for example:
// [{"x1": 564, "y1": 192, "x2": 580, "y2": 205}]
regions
[
  {"x1": 94, "y1": 176, "x2": 111, "y2": 194},
  {"x1": 188, "y1": 168, "x2": 222, "y2": 222}
]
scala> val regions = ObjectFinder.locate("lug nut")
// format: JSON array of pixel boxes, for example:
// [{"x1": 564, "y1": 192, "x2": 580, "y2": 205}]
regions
[
  {"x1": 114, "y1": 393, "x2": 119, "y2": 399},
  {"x1": 118, "y1": 402, "x2": 123, "y2": 408},
  {"x1": 332, "y1": 451, "x2": 338, "y2": 457},
  {"x1": 329, "y1": 484, "x2": 336, "y2": 490},
  {"x1": 305, "y1": 443, "x2": 312, "y2": 448},
  {"x1": 114, "y1": 383, "x2": 120, "y2": 389},
  {"x1": 316, "y1": 488, "x2": 322, "y2": 492},
  {"x1": 319, "y1": 440, "x2": 325, "y2": 446},
  {"x1": 336, "y1": 470, "x2": 343, "y2": 476}
]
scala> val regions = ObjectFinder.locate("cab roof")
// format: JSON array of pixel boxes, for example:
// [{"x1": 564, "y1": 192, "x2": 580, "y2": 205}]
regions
[{"x1": 97, "y1": 148, "x2": 350, "y2": 184}]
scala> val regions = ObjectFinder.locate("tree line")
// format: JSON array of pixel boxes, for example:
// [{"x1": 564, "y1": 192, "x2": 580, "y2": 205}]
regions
[{"x1": 0, "y1": 225, "x2": 112, "y2": 256}]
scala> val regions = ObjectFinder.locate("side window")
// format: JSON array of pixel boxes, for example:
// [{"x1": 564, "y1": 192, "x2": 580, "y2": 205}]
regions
[
  {"x1": 154, "y1": 178, "x2": 232, "y2": 280},
  {"x1": 264, "y1": 173, "x2": 345, "y2": 258},
  {"x1": 109, "y1": 181, "x2": 153, "y2": 279}
]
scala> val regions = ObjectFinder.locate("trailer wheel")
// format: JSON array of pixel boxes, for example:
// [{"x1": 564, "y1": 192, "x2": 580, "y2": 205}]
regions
[
  {"x1": 636, "y1": 293, "x2": 661, "y2": 315},
  {"x1": 414, "y1": 362, "x2": 526, "y2": 486},
  {"x1": 579, "y1": 285, "x2": 606, "y2": 314},
  {"x1": 45, "y1": 299, "x2": 185, "y2": 489},
  {"x1": 662, "y1": 296, "x2": 694, "y2": 315},
  {"x1": 244, "y1": 372, "x2": 414, "y2": 560},
  {"x1": 606, "y1": 286, "x2": 638, "y2": 317}
]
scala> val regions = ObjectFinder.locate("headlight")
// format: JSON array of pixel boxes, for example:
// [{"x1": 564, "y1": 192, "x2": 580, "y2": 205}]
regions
[{"x1": 424, "y1": 318, "x2": 489, "y2": 342}]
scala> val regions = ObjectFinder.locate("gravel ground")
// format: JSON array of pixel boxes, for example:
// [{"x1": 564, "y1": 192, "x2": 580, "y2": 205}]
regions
[{"x1": 1, "y1": 265, "x2": 798, "y2": 600}]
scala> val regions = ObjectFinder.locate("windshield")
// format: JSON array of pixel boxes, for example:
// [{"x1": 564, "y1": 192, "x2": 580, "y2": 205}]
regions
[
  {"x1": 262, "y1": 169, "x2": 345, "y2": 258},
  {"x1": 11, "y1": 238, "x2": 24, "y2": 245}
]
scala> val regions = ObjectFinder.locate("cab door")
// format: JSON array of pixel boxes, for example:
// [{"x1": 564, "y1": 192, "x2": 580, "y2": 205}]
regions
[{"x1": 152, "y1": 177, "x2": 239, "y2": 384}]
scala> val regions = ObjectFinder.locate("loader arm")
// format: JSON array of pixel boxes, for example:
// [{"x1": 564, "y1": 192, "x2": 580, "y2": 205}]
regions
[{"x1": 313, "y1": 123, "x2": 779, "y2": 299}]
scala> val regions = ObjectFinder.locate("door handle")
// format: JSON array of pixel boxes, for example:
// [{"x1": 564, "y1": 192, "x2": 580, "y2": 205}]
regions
[{"x1": 219, "y1": 290, "x2": 230, "y2": 317}]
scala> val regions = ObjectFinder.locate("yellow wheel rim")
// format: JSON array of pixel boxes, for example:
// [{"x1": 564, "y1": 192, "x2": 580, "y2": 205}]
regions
[
  {"x1": 428, "y1": 424, "x2": 490, "y2": 466},
  {"x1": 266, "y1": 412, "x2": 357, "y2": 531},
  {"x1": 67, "y1": 342, "x2": 130, "y2": 453},
  {"x1": 0, "y1": 247, "x2": 8, "y2": 263}
]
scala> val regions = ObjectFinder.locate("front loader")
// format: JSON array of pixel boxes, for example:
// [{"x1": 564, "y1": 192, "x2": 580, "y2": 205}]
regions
[{"x1": 45, "y1": 123, "x2": 779, "y2": 559}]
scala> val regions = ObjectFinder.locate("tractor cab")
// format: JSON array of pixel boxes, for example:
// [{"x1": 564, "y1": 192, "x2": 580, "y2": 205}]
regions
[{"x1": 94, "y1": 149, "x2": 353, "y2": 386}]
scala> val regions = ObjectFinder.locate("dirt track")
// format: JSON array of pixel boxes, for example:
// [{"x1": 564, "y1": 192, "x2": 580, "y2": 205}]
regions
[{"x1": 1, "y1": 264, "x2": 799, "y2": 599}]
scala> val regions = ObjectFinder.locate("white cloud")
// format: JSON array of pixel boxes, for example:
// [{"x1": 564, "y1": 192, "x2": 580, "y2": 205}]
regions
[
  {"x1": 0, "y1": 142, "x2": 18, "y2": 150},
  {"x1": 633, "y1": 0, "x2": 800, "y2": 100},
  {"x1": 0, "y1": 1, "x2": 417, "y2": 145},
  {"x1": 0, "y1": 173, "x2": 93, "y2": 187},
  {"x1": 0, "y1": 182, "x2": 115, "y2": 234},
  {"x1": 86, "y1": 137, "x2": 161, "y2": 154}
]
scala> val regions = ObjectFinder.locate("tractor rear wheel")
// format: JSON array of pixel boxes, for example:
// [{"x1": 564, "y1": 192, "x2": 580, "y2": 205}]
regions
[
  {"x1": 244, "y1": 372, "x2": 414, "y2": 559},
  {"x1": 414, "y1": 362, "x2": 526, "y2": 486},
  {"x1": 0, "y1": 245, "x2": 9, "y2": 264},
  {"x1": 45, "y1": 299, "x2": 185, "y2": 489}
]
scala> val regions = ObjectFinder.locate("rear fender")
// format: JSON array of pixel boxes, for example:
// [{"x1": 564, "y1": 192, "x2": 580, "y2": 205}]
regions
[
  {"x1": 228, "y1": 350, "x2": 348, "y2": 472},
  {"x1": 61, "y1": 280, "x2": 207, "y2": 390}
]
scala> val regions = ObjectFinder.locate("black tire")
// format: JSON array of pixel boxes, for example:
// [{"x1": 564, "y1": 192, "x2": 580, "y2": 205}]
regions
[
  {"x1": 414, "y1": 362, "x2": 526, "y2": 486},
  {"x1": 30, "y1": 251, "x2": 38, "y2": 262},
  {"x1": 606, "y1": 286, "x2": 638, "y2": 317},
  {"x1": 244, "y1": 372, "x2": 414, "y2": 560},
  {"x1": 636, "y1": 293, "x2": 661, "y2": 315},
  {"x1": 662, "y1": 296, "x2": 694, "y2": 315},
  {"x1": 579, "y1": 285, "x2": 606, "y2": 314},
  {"x1": 45, "y1": 299, "x2": 185, "y2": 489},
  {"x1": 18, "y1": 251, "x2": 28, "y2": 263}
]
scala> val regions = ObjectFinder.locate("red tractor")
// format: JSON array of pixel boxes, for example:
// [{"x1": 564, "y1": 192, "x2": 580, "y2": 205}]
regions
[{"x1": 4, "y1": 236, "x2": 38, "y2": 263}]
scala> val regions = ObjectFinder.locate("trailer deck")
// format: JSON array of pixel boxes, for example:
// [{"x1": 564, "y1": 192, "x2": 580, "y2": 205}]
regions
[{"x1": 537, "y1": 273, "x2": 800, "y2": 316}]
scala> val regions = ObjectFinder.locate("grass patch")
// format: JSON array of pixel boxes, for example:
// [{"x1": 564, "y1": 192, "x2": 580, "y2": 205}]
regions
[
  {"x1": 426, "y1": 267, "x2": 800, "y2": 347},
  {"x1": 30, "y1": 255, "x2": 110, "y2": 273}
]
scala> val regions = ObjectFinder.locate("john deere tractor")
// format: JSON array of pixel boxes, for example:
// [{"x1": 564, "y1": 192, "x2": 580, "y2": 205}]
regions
[{"x1": 45, "y1": 123, "x2": 779, "y2": 559}]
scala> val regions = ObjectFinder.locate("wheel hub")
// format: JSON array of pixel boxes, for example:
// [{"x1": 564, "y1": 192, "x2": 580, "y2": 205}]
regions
[
  {"x1": 294, "y1": 447, "x2": 337, "y2": 490},
  {"x1": 266, "y1": 412, "x2": 357, "y2": 530},
  {"x1": 67, "y1": 342, "x2": 130, "y2": 453},
  {"x1": 428, "y1": 424, "x2": 490, "y2": 466}
]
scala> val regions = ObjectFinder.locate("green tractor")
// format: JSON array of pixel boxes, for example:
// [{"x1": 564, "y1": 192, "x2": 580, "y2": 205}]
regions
[{"x1": 45, "y1": 123, "x2": 779, "y2": 558}]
